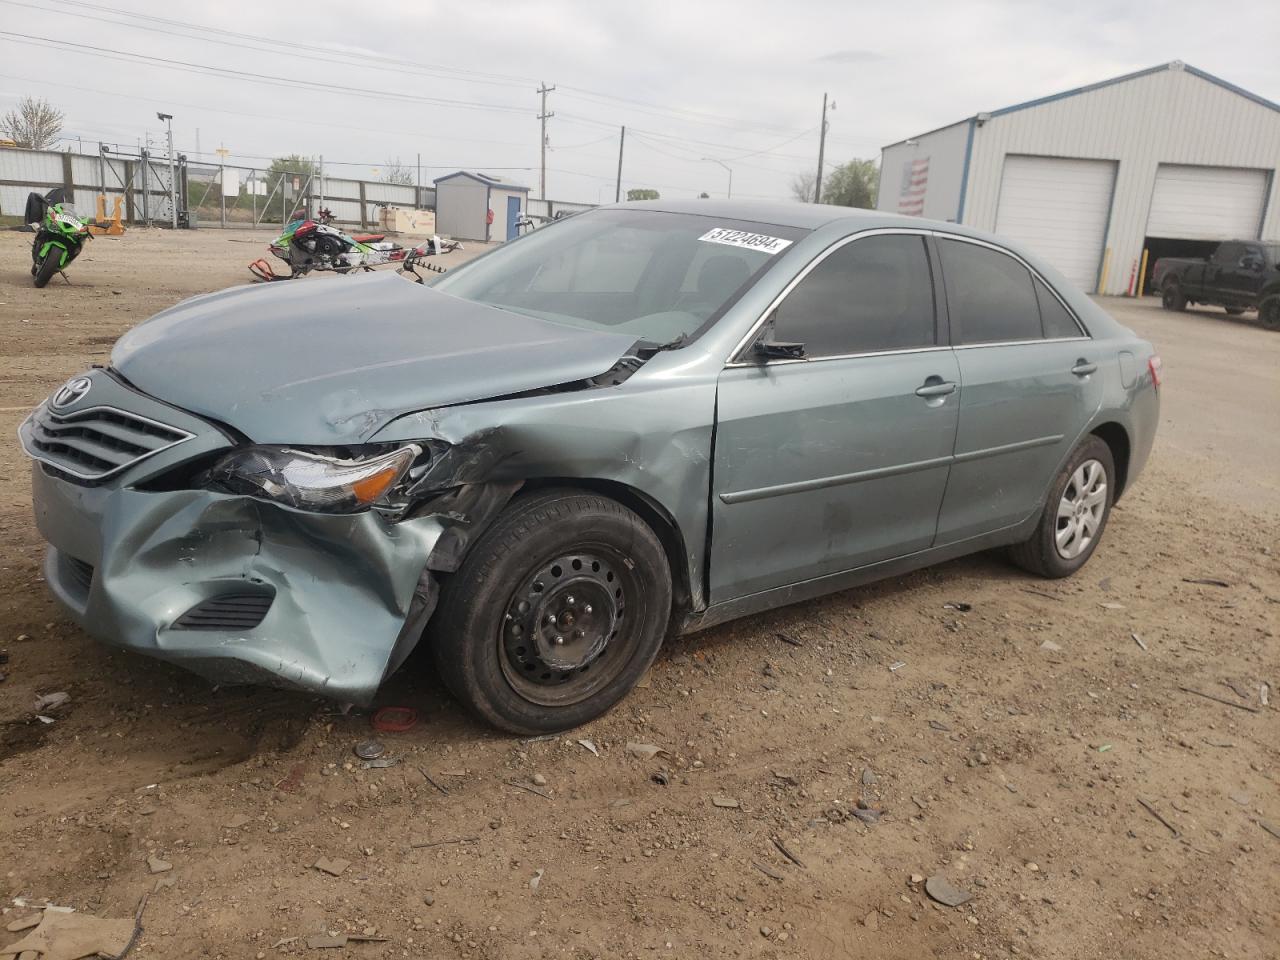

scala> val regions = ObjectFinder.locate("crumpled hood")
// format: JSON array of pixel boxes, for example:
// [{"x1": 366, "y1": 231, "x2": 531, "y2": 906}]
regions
[{"x1": 111, "y1": 272, "x2": 638, "y2": 444}]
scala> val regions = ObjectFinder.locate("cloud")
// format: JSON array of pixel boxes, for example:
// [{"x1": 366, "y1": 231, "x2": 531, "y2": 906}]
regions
[{"x1": 815, "y1": 50, "x2": 886, "y2": 64}]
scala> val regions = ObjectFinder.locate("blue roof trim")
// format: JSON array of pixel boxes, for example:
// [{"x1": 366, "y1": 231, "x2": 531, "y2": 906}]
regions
[
  {"x1": 433, "y1": 170, "x2": 531, "y2": 191},
  {"x1": 883, "y1": 62, "x2": 1279, "y2": 157},
  {"x1": 1183, "y1": 64, "x2": 1280, "y2": 114},
  {"x1": 989, "y1": 63, "x2": 1173, "y2": 117},
  {"x1": 990, "y1": 61, "x2": 1280, "y2": 119}
]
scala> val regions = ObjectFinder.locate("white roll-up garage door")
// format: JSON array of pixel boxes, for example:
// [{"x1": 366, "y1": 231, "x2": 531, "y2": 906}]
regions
[
  {"x1": 1146, "y1": 164, "x2": 1268, "y2": 240},
  {"x1": 994, "y1": 155, "x2": 1116, "y2": 292}
]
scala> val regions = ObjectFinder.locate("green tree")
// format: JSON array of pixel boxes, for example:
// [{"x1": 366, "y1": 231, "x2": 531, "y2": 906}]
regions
[
  {"x1": 264, "y1": 154, "x2": 317, "y2": 221},
  {"x1": 626, "y1": 188, "x2": 659, "y2": 201},
  {"x1": 698, "y1": 191, "x2": 710, "y2": 199},
  {"x1": 789, "y1": 171, "x2": 817, "y2": 203},
  {"x1": 819, "y1": 158, "x2": 879, "y2": 208}
]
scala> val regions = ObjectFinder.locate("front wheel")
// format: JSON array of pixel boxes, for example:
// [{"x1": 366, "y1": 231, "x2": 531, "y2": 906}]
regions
[
  {"x1": 429, "y1": 489, "x2": 672, "y2": 734},
  {"x1": 1009, "y1": 436, "x2": 1115, "y2": 578},
  {"x1": 32, "y1": 247, "x2": 61, "y2": 288}
]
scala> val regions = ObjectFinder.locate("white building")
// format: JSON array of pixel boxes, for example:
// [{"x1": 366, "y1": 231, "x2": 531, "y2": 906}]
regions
[{"x1": 877, "y1": 62, "x2": 1280, "y2": 294}]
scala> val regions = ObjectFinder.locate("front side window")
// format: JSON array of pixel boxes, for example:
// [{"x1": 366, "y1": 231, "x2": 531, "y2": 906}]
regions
[
  {"x1": 432, "y1": 209, "x2": 807, "y2": 347},
  {"x1": 767, "y1": 234, "x2": 936, "y2": 358},
  {"x1": 937, "y1": 238, "x2": 1041, "y2": 344}
]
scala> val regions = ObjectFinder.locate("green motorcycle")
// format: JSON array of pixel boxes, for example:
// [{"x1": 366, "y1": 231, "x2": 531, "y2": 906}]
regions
[{"x1": 25, "y1": 188, "x2": 92, "y2": 288}]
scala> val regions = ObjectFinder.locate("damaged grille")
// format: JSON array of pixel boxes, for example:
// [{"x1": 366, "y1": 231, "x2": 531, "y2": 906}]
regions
[
  {"x1": 172, "y1": 593, "x2": 274, "y2": 631},
  {"x1": 23, "y1": 405, "x2": 193, "y2": 482}
]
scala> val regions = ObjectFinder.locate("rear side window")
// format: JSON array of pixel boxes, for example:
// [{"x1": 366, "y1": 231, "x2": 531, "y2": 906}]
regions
[
  {"x1": 769, "y1": 234, "x2": 936, "y2": 358},
  {"x1": 937, "y1": 238, "x2": 1040, "y2": 344},
  {"x1": 1034, "y1": 278, "x2": 1083, "y2": 338}
]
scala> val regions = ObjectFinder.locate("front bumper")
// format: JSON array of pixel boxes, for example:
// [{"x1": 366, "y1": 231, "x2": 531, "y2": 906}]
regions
[
  {"x1": 32, "y1": 463, "x2": 447, "y2": 703},
  {"x1": 21, "y1": 368, "x2": 452, "y2": 704}
]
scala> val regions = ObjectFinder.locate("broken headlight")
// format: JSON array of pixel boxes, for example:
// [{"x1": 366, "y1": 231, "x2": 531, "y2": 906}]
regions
[{"x1": 209, "y1": 444, "x2": 422, "y2": 513}]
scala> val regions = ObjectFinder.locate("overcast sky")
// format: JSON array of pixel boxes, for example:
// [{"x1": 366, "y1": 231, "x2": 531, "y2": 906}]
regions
[{"x1": 2, "y1": 0, "x2": 1277, "y2": 204}]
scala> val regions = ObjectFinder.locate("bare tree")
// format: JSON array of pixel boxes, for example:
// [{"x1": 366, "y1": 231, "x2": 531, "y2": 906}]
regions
[
  {"x1": 789, "y1": 170, "x2": 816, "y2": 203},
  {"x1": 1, "y1": 96, "x2": 64, "y2": 149},
  {"x1": 381, "y1": 157, "x2": 414, "y2": 186}
]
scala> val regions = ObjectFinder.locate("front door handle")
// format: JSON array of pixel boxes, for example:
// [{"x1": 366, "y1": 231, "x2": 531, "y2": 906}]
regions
[
  {"x1": 1071, "y1": 360, "x2": 1098, "y2": 377},
  {"x1": 915, "y1": 379, "x2": 957, "y2": 398}
]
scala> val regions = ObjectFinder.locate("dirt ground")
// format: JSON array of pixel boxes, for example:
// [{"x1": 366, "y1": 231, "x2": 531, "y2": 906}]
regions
[{"x1": 1, "y1": 226, "x2": 1277, "y2": 960}]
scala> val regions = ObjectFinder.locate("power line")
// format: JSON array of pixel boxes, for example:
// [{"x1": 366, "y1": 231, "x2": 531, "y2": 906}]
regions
[
  {"x1": 11, "y1": 0, "x2": 854, "y2": 142},
  {"x1": 0, "y1": 32, "x2": 531, "y2": 114}
]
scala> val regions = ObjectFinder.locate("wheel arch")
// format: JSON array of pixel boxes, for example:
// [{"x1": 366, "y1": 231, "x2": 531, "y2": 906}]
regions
[
  {"x1": 1090, "y1": 421, "x2": 1131, "y2": 500},
  {"x1": 518, "y1": 477, "x2": 696, "y2": 619}
]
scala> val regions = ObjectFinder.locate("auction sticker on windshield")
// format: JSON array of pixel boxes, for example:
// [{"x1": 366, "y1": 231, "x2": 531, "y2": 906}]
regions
[{"x1": 698, "y1": 227, "x2": 793, "y2": 255}]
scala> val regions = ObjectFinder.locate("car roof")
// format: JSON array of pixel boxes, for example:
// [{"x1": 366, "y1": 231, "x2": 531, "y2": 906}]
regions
[{"x1": 604, "y1": 198, "x2": 941, "y2": 232}]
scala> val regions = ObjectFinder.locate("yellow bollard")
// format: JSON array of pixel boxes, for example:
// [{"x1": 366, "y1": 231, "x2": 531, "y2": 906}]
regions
[
  {"x1": 1098, "y1": 247, "x2": 1112, "y2": 296},
  {"x1": 1137, "y1": 249, "x2": 1149, "y2": 298}
]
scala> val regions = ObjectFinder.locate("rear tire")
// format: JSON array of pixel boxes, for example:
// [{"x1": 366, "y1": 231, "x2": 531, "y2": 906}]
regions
[
  {"x1": 33, "y1": 247, "x2": 60, "y2": 288},
  {"x1": 1260, "y1": 298, "x2": 1280, "y2": 331},
  {"x1": 429, "y1": 488, "x2": 672, "y2": 734},
  {"x1": 1161, "y1": 281, "x2": 1186, "y2": 311},
  {"x1": 1009, "y1": 436, "x2": 1115, "y2": 579}
]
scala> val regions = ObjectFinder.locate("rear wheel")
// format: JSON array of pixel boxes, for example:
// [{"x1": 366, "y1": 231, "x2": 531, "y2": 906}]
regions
[
  {"x1": 1009, "y1": 435, "x2": 1115, "y2": 579},
  {"x1": 429, "y1": 489, "x2": 672, "y2": 734},
  {"x1": 1161, "y1": 281, "x2": 1186, "y2": 311},
  {"x1": 1260, "y1": 298, "x2": 1280, "y2": 331},
  {"x1": 32, "y1": 247, "x2": 60, "y2": 288}
]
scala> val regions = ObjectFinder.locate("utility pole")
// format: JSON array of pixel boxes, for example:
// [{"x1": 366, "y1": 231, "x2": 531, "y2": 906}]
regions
[
  {"x1": 614, "y1": 125, "x2": 625, "y2": 203},
  {"x1": 814, "y1": 92, "x2": 829, "y2": 204},
  {"x1": 702, "y1": 157, "x2": 732, "y2": 198},
  {"x1": 157, "y1": 113, "x2": 176, "y2": 227},
  {"x1": 537, "y1": 81, "x2": 555, "y2": 199}
]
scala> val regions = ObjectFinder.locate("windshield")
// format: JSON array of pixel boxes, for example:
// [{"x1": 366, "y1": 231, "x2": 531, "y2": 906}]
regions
[{"x1": 432, "y1": 208, "x2": 807, "y2": 345}]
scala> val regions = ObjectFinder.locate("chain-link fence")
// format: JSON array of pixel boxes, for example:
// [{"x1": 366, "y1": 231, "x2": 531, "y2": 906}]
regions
[{"x1": 2, "y1": 141, "x2": 595, "y2": 234}]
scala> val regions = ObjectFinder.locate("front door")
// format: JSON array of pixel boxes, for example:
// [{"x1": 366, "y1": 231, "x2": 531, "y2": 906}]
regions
[
  {"x1": 506, "y1": 196, "x2": 521, "y2": 242},
  {"x1": 710, "y1": 232, "x2": 960, "y2": 603},
  {"x1": 931, "y1": 236, "x2": 1104, "y2": 543}
]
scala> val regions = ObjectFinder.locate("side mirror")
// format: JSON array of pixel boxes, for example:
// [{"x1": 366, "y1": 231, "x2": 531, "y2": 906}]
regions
[
  {"x1": 1240, "y1": 256, "x2": 1262, "y2": 271},
  {"x1": 753, "y1": 339, "x2": 806, "y2": 361}
]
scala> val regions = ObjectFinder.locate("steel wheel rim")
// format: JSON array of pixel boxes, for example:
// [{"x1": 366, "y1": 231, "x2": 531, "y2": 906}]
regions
[
  {"x1": 1054, "y1": 458, "x2": 1107, "y2": 560},
  {"x1": 498, "y1": 546, "x2": 638, "y2": 707},
  {"x1": 1162, "y1": 286, "x2": 1176, "y2": 308}
]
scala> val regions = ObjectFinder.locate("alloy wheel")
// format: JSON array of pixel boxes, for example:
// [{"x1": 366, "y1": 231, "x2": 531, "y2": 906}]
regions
[{"x1": 1054, "y1": 459, "x2": 1107, "y2": 560}]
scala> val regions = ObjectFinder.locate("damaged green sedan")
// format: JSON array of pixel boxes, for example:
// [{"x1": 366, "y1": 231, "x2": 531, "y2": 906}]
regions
[{"x1": 21, "y1": 201, "x2": 1161, "y2": 733}]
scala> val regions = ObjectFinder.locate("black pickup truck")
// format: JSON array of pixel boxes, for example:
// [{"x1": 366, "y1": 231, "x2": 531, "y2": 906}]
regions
[{"x1": 1152, "y1": 240, "x2": 1280, "y2": 329}]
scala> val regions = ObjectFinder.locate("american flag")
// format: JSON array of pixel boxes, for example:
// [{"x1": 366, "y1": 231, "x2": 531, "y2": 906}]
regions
[{"x1": 897, "y1": 157, "x2": 929, "y2": 216}]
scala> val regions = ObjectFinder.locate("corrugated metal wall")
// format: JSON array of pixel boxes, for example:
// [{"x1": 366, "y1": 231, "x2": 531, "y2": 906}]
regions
[
  {"x1": 876, "y1": 120, "x2": 970, "y2": 221},
  {"x1": 961, "y1": 64, "x2": 1280, "y2": 294},
  {"x1": 434, "y1": 178, "x2": 488, "y2": 241}
]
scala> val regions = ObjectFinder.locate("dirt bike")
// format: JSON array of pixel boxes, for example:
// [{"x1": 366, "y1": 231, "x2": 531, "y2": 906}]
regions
[
  {"x1": 25, "y1": 188, "x2": 92, "y2": 288},
  {"x1": 248, "y1": 207, "x2": 460, "y2": 281}
]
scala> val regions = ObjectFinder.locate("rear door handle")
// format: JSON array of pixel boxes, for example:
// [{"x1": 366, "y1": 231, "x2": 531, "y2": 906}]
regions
[
  {"x1": 915, "y1": 380, "x2": 957, "y2": 398},
  {"x1": 1071, "y1": 360, "x2": 1098, "y2": 377}
]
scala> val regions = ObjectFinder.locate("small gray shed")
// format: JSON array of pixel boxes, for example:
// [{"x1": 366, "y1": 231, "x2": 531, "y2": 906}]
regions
[{"x1": 433, "y1": 171, "x2": 531, "y2": 242}]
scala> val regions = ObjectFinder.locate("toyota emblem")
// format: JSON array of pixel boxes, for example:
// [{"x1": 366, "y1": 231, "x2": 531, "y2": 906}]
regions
[{"x1": 52, "y1": 376, "x2": 92, "y2": 409}]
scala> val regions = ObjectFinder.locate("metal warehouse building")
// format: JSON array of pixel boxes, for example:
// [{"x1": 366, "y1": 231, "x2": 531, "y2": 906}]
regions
[
  {"x1": 433, "y1": 170, "x2": 530, "y2": 243},
  {"x1": 877, "y1": 62, "x2": 1280, "y2": 294}
]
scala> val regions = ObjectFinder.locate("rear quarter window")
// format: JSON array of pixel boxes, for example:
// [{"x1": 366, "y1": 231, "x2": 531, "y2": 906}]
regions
[{"x1": 938, "y1": 238, "x2": 1042, "y2": 344}]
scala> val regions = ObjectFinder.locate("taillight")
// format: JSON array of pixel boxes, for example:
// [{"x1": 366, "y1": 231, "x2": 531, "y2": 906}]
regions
[{"x1": 1148, "y1": 355, "x2": 1162, "y2": 390}]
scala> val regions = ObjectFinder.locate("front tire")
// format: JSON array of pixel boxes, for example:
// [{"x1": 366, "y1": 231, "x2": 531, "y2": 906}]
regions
[
  {"x1": 33, "y1": 247, "x2": 60, "y2": 288},
  {"x1": 1161, "y1": 281, "x2": 1186, "y2": 311},
  {"x1": 429, "y1": 489, "x2": 672, "y2": 734},
  {"x1": 1009, "y1": 436, "x2": 1115, "y2": 579}
]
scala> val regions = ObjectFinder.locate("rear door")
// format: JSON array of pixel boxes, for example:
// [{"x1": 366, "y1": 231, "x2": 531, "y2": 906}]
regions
[
  {"x1": 710, "y1": 231, "x2": 960, "y2": 602},
  {"x1": 1204, "y1": 242, "x2": 1243, "y2": 302},
  {"x1": 933, "y1": 236, "x2": 1103, "y2": 544}
]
